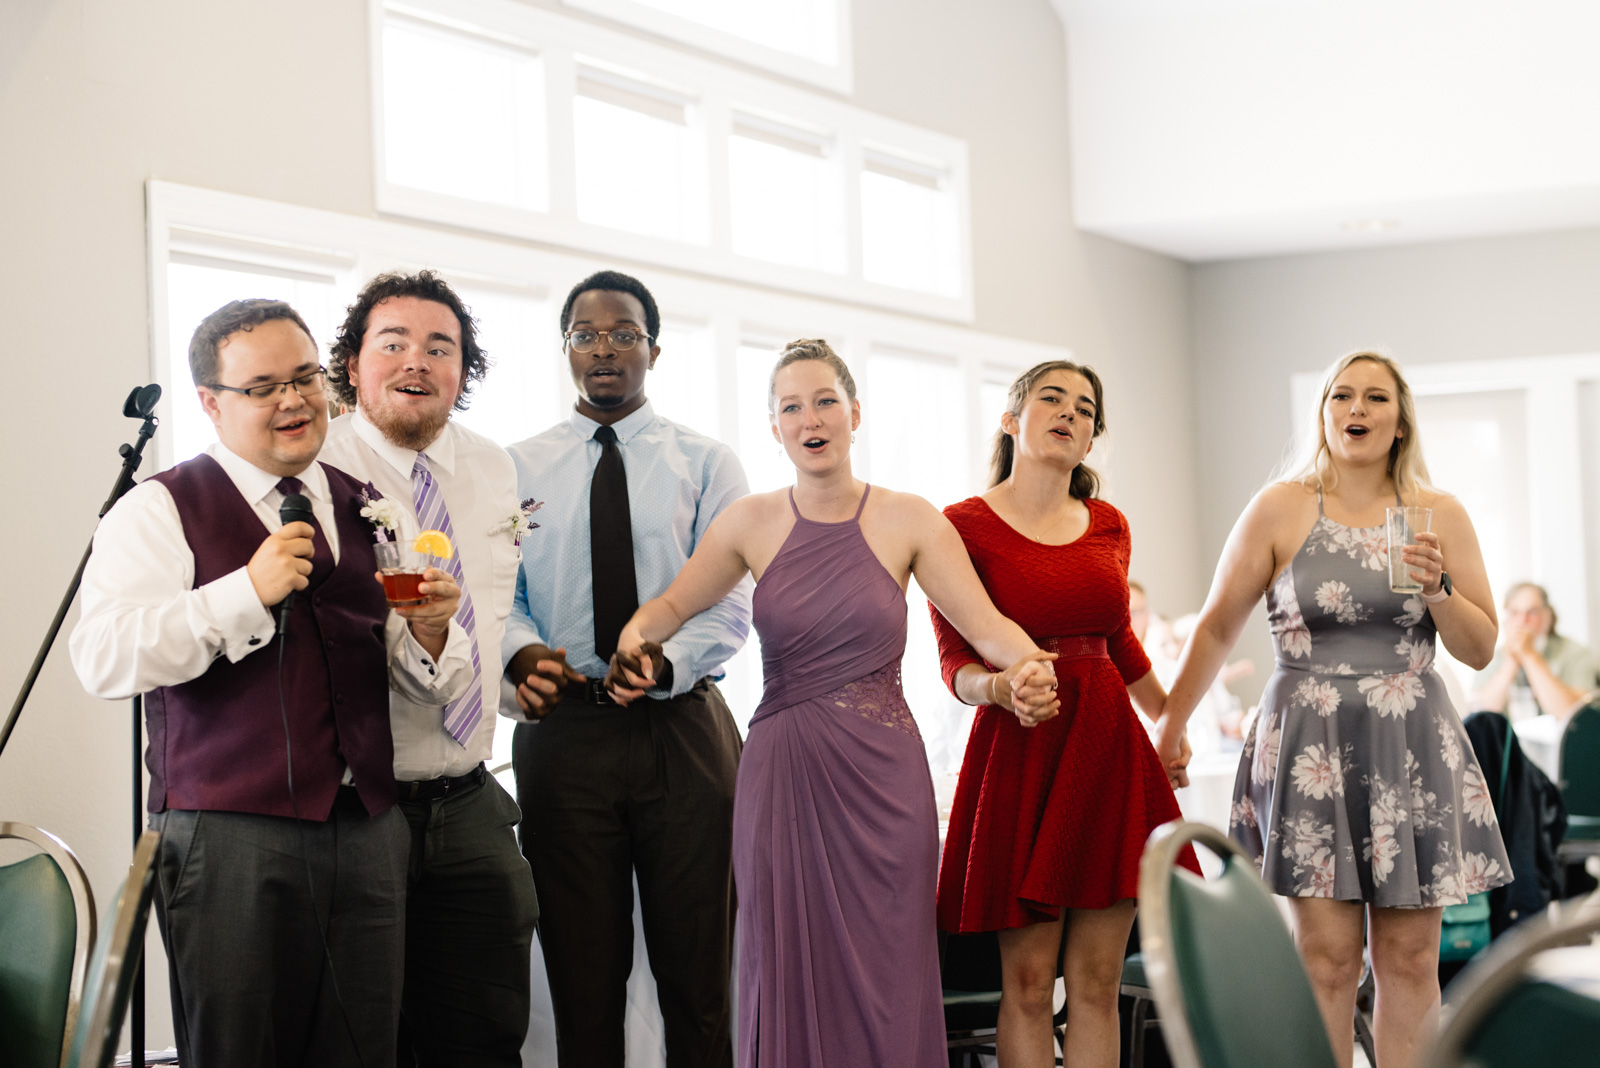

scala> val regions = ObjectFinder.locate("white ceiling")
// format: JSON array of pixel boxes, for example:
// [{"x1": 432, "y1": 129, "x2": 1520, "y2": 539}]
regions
[{"x1": 1050, "y1": 0, "x2": 1600, "y2": 261}]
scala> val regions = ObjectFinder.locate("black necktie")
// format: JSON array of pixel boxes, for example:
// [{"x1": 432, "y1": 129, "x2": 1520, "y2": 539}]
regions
[{"x1": 590, "y1": 425, "x2": 639, "y2": 662}]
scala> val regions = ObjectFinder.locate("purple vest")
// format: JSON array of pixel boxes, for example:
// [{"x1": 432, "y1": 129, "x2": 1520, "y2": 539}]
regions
[{"x1": 143, "y1": 454, "x2": 397, "y2": 820}]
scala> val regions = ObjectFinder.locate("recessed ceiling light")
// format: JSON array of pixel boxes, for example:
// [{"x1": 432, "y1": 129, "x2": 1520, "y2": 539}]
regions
[{"x1": 1340, "y1": 218, "x2": 1400, "y2": 233}]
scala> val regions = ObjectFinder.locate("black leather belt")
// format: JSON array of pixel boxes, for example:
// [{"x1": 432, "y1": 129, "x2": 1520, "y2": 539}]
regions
[
  {"x1": 396, "y1": 762, "x2": 486, "y2": 802},
  {"x1": 565, "y1": 678, "x2": 618, "y2": 705}
]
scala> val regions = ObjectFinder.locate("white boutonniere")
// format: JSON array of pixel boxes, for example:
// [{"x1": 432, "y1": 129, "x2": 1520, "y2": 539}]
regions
[
  {"x1": 492, "y1": 497, "x2": 543, "y2": 546},
  {"x1": 359, "y1": 483, "x2": 404, "y2": 541}
]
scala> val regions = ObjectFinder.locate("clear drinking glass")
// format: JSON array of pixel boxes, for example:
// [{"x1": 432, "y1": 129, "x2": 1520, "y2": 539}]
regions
[
  {"x1": 374, "y1": 540, "x2": 427, "y2": 607},
  {"x1": 1386, "y1": 506, "x2": 1432, "y2": 594}
]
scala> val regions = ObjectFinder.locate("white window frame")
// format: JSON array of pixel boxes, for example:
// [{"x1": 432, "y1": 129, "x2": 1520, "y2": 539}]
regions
[
  {"x1": 371, "y1": 0, "x2": 973, "y2": 322},
  {"x1": 1291, "y1": 353, "x2": 1600, "y2": 647},
  {"x1": 147, "y1": 181, "x2": 1057, "y2": 486},
  {"x1": 562, "y1": 0, "x2": 853, "y2": 94}
]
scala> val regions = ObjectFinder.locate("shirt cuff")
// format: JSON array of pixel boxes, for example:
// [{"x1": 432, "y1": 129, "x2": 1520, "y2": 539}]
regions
[
  {"x1": 389, "y1": 616, "x2": 473, "y2": 704},
  {"x1": 501, "y1": 614, "x2": 548, "y2": 672},
  {"x1": 200, "y1": 566, "x2": 277, "y2": 662},
  {"x1": 658, "y1": 639, "x2": 696, "y2": 698}
]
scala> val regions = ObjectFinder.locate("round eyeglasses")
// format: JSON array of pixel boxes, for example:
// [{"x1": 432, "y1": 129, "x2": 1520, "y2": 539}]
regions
[
  {"x1": 564, "y1": 328, "x2": 652, "y2": 354},
  {"x1": 209, "y1": 367, "x2": 328, "y2": 407}
]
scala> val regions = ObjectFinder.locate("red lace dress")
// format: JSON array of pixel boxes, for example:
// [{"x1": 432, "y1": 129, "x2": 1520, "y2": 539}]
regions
[{"x1": 933, "y1": 497, "x2": 1194, "y2": 930}]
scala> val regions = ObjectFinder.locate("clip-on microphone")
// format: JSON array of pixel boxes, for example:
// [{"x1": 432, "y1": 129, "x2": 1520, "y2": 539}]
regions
[{"x1": 277, "y1": 493, "x2": 315, "y2": 637}]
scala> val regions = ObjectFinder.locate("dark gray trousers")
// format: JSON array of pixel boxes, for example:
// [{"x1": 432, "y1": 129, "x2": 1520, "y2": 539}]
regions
[
  {"x1": 513, "y1": 681, "x2": 741, "y2": 1068},
  {"x1": 152, "y1": 789, "x2": 408, "y2": 1068},
  {"x1": 395, "y1": 773, "x2": 539, "y2": 1068}
]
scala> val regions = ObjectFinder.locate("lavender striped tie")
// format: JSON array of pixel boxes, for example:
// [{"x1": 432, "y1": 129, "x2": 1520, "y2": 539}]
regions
[{"x1": 411, "y1": 453, "x2": 481, "y2": 746}]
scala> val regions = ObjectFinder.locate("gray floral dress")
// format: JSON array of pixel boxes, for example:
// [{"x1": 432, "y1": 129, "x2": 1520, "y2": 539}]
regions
[{"x1": 1230, "y1": 497, "x2": 1513, "y2": 907}]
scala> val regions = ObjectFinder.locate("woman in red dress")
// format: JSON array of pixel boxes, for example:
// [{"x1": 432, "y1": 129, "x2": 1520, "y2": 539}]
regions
[{"x1": 932, "y1": 360, "x2": 1194, "y2": 1068}]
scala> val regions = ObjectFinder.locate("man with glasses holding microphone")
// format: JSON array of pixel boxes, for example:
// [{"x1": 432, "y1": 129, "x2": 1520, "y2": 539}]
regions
[
  {"x1": 504, "y1": 270, "x2": 751, "y2": 1067},
  {"x1": 70, "y1": 298, "x2": 469, "y2": 1068}
]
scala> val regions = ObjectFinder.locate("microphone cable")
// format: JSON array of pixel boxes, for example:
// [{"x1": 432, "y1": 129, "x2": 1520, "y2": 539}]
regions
[{"x1": 274, "y1": 497, "x2": 371, "y2": 1068}]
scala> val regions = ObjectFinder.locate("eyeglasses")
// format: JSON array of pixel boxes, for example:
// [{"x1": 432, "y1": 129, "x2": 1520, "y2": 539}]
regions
[
  {"x1": 564, "y1": 328, "x2": 652, "y2": 354},
  {"x1": 210, "y1": 367, "x2": 328, "y2": 406}
]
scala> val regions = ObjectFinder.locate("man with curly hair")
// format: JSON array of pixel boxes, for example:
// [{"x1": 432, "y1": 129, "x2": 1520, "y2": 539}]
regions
[{"x1": 321, "y1": 271, "x2": 539, "y2": 1067}]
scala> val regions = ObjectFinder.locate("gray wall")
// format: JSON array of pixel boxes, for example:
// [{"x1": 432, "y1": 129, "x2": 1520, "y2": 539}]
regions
[
  {"x1": 0, "y1": 0, "x2": 1199, "y2": 1049},
  {"x1": 1190, "y1": 225, "x2": 1600, "y2": 701}
]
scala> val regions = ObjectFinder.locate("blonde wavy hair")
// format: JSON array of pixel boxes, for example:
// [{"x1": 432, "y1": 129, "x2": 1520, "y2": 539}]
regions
[{"x1": 1272, "y1": 350, "x2": 1436, "y2": 502}]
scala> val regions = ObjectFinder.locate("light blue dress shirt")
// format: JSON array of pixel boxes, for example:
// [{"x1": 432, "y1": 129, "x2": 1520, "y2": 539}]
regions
[{"x1": 501, "y1": 401, "x2": 753, "y2": 698}]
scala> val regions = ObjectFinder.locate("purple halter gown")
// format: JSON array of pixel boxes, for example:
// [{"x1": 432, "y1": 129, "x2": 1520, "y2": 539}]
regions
[{"x1": 732, "y1": 486, "x2": 945, "y2": 1068}]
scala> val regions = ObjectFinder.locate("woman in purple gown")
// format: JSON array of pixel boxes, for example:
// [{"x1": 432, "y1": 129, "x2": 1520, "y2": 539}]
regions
[{"x1": 606, "y1": 340, "x2": 1059, "y2": 1068}]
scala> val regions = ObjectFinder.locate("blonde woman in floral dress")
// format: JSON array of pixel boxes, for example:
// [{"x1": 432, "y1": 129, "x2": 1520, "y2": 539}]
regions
[{"x1": 1158, "y1": 352, "x2": 1511, "y2": 1068}]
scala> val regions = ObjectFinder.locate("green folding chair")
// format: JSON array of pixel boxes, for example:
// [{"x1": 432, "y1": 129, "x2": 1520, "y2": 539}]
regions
[
  {"x1": 1422, "y1": 911, "x2": 1600, "y2": 1067},
  {"x1": 1557, "y1": 700, "x2": 1600, "y2": 863},
  {"x1": 0, "y1": 822, "x2": 96, "y2": 1068},
  {"x1": 63, "y1": 830, "x2": 159, "y2": 1068},
  {"x1": 1138, "y1": 820, "x2": 1339, "y2": 1068}
]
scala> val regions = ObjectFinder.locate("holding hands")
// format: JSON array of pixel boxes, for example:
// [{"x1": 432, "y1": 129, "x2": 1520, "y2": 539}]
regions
[
  {"x1": 990, "y1": 651, "x2": 1060, "y2": 728},
  {"x1": 509, "y1": 643, "x2": 588, "y2": 719},
  {"x1": 606, "y1": 635, "x2": 667, "y2": 705}
]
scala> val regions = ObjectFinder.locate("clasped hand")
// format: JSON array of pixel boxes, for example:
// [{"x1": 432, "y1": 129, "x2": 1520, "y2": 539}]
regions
[
  {"x1": 606, "y1": 641, "x2": 666, "y2": 706},
  {"x1": 996, "y1": 651, "x2": 1060, "y2": 728}
]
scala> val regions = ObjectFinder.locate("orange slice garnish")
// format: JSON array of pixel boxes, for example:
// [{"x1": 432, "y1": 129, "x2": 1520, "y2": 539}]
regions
[{"x1": 412, "y1": 529, "x2": 454, "y2": 558}]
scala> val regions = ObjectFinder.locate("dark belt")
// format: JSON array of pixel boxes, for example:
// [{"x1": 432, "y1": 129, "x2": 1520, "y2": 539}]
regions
[
  {"x1": 395, "y1": 762, "x2": 486, "y2": 802},
  {"x1": 565, "y1": 678, "x2": 619, "y2": 705}
]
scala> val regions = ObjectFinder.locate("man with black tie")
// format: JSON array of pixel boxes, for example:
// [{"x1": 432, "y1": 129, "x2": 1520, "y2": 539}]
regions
[
  {"x1": 504, "y1": 270, "x2": 751, "y2": 1066},
  {"x1": 70, "y1": 298, "x2": 469, "y2": 1068}
]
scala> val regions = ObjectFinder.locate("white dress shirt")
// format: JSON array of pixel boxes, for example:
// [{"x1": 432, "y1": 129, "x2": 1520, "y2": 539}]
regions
[
  {"x1": 320, "y1": 412, "x2": 523, "y2": 780},
  {"x1": 70, "y1": 442, "x2": 470, "y2": 710}
]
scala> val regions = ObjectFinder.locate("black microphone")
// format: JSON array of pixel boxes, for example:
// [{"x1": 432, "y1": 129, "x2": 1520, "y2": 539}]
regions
[{"x1": 278, "y1": 493, "x2": 315, "y2": 635}]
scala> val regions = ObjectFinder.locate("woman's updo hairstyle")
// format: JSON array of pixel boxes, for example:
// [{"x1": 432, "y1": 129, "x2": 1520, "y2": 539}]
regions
[
  {"x1": 767, "y1": 339, "x2": 857, "y2": 413},
  {"x1": 989, "y1": 359, "x2": 1107, "y2": 498}
]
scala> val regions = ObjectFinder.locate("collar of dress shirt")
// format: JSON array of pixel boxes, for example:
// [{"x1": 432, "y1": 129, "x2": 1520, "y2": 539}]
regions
[
  {"x1": 206, "y1": 441, "x2": 330, "y2": 507},
  {"x1": 566, "y1": 399, "x2": 657, "y2": 445},
  {"x1": 349, "y1": 408, "x2": 456, "y2": 477}
]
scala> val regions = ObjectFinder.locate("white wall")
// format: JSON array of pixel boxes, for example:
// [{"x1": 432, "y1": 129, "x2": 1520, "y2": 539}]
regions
[
  {"x1": 1190, "y1": 224, "x2": 1600, "y2": 703},
  {"x1": 0, "y1": 0, "x2": 1198, "y2": 1051}
]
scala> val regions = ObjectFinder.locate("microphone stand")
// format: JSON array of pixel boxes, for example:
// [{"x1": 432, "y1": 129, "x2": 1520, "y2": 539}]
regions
[{"x1": 1, "y1": 383, "x2": 161, "y2": 1068}]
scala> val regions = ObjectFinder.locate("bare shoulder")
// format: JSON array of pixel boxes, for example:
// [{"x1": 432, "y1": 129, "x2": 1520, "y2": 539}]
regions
[
  {"x1": 870, "y1": 486, "x2": 945, "y2": 525},
  {"x1": 1418, "y1": 489, "x2": 1475, "y2": 531}
]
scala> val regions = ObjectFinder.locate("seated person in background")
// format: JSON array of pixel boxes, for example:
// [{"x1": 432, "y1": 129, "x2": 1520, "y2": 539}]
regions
[{"x1": 1472, "y1": 582, "x2": 1600, "y2": 720}]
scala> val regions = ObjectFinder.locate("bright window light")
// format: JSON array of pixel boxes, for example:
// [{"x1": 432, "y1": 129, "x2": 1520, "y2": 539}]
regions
[
  {"x1": 165, "y1": 260, "x2": 340, "y2": 466},
  {"x1": 864, "y1": 349, "x2": 967, "y2": 509},
  {"x1": 649, "y1": 319, "x2": 719, "y2": 438},
  {"x1": 629, "y1": 0, "x2": 840, "y2": 66},
  {"x1": 735, "y1": 341, "x2": 792, "y2": 494},
  {"x1": 574, "y1": 66, "x2": 708, "y2": 243},
  {"x1": 861, "y1": 150, "x2": 961, "y2": 297},
  {"x1": 729, "y1": 114, "x2": 844, "y2": 274},
  {"x1": 448, "y1": 286, "x2": 560, "y2": 447},
  {"x1": 382, "y1": 19, "x2": 548, "y2": 211}
]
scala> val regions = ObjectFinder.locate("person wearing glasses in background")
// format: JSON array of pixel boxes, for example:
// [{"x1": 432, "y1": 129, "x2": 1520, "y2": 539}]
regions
[
  {"x1": 320, "y1": 271, "x2": 540, "y2": 1067},
  {"x1": 503, "y1": 270, "x2": 752, "y2": 1067},
  {"x1": 70, "y1": 298, "x2": 469, "y2": 1068}
]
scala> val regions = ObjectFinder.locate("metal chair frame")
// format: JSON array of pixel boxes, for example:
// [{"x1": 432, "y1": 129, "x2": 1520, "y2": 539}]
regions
[
  {"x1": 1422, "y1": 910, "x2": 1600, "y2": 1068},
  {"x1": 1, "y1": 821, "x2": 98, "y2": 1068},
  {"x1": 68, "y1": 830, "x2": 158, "y2": 1068},
  {"x1": 1139, "y1": 819, "x2": 1341, "y2": 1068}
]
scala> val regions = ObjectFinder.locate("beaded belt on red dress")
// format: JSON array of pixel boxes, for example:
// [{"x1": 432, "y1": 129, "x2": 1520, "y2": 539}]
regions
[{"x1": 1037, "y1": 635, "x2": 1109, "y2": 660}]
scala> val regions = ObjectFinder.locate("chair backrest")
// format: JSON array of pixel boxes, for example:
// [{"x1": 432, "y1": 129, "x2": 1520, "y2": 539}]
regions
[
  {"x1": 1139, "y1": 820, "x2": 1339, "y2": 1068},
  {"x1": 1558, "y1": 701, "x2": 1600, "y2": 821},
  {"x1": 64, "y1": 831, "x2": 159, "y2": 1068},
  {"x1": 1423, "y1": 911, "x2": 1600, "y2": 1068},
  {"x1": 0, "y1": 822, "x2": 96, "y2": 1068}
]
